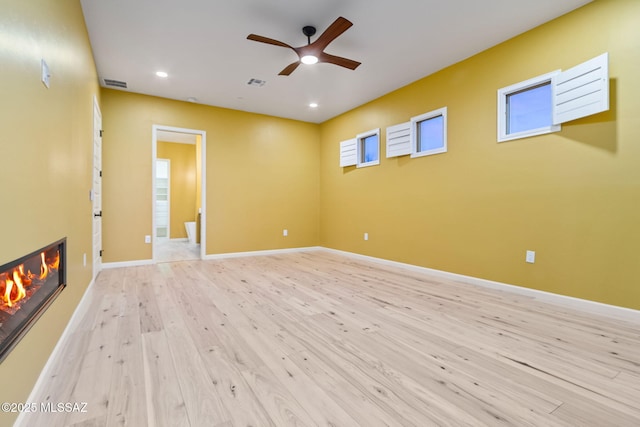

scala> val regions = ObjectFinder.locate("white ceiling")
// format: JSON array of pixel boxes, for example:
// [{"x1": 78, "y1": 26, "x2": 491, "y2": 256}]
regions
[{"x1": 80, "y1": 0, "x2": 592, "y2": 124}]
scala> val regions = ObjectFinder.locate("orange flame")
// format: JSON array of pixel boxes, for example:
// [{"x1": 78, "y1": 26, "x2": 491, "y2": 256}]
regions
[
  {"x1": 3, "y1": 277, "x2": 14, "y2": 308},
  {"x1": 39, "y1": 252, "x2": 48, "y2": 280},
  {"x1": 1, "y1": 249, "x2": 60, "y2": 311},
  {"x1": 11, "y1": 271, "x2": 26, "y2": 305}
]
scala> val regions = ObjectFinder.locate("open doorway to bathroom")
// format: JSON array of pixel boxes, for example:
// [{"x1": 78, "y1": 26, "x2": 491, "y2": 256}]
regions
[{"x1": 152, "y1": 125, "x2": 206, "y2": 262}]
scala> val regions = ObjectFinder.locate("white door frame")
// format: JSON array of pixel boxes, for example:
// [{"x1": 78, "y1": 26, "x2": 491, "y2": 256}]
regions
[
  {"x1": 92, "y1": 96, "x2": 103, "y2": 279},
  {"x1": 151, "y1": 125, "x2": 206, "y2": 260}
]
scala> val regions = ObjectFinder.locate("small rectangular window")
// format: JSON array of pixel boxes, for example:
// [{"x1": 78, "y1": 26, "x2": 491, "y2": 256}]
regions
[
  {"x1": 498, "y1": 71, "x2": 560, "y2": 142},
  {"x1": 411, "y1": 107, "x2": 447, "y2": 158},
  {"x1": 357, "y1": 129, "x2": 380, "y2": 168},
  {"x1": 506, "y1": 82, "x2": 552, "y2": 134}
]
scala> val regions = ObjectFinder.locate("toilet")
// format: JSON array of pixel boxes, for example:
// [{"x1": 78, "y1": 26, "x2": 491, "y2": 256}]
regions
[{"x1": 185, "y1": 221, "x2": 196, "y2": 245}]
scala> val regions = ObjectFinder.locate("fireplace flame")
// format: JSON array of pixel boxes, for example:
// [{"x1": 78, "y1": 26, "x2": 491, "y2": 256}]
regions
[
  {"x1": 39, "y1": 252, "x2": 48, "y2": 280},
  {"x1": 0, "y1": 250, "x2": 60, "y2": 310}
]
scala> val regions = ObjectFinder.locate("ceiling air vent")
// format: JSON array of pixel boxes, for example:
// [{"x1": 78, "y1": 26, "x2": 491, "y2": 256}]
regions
[
  {"x1": 103, "y1": 78, "x2": 127, "y2": 89},
  {"x1": 247, "y1": 78, "x2": 266, "y2": 87}
]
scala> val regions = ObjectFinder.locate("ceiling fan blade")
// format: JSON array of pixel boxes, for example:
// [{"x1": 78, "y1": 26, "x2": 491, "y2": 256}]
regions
[
  {"x1": 318, "y1": 52, "x2": 361, "y2": 70},
  {"x1": 247, "y1": 34, "x2": 295, "y2": 50},
  {"x1": 278, "y1": 61, "x2": 301, "y2": 76},
  {"x1": 311, "y1": 17, "x2": 353, "y2": 51}
]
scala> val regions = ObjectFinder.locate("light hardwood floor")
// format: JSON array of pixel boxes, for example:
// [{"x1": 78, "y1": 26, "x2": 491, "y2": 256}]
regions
[
  {"x1": 19, "y1": 251, "x2": 640, "y2": 426},
  {"x1": 155, "y1": 238, "x2": 200, "y2": 263}
]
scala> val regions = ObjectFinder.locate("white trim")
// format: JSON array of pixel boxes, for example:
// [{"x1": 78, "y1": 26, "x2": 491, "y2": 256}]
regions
[
  {"x1": 497, "y1": 70, "x2": 561, "y2": 143},
  {"x1": 152, "y1": 125, "x2": 207, "y2": 261},
  {"x1": 15, "y1": 276, "x2": 97, "y2": 427},
  {"x1": 102, "y1": 259, "x2": 154, "y2": 269},
  {"x1": 204, "y1": 246, "x2": 322, "y2": 260},
  {"x1": 91, "y1": 95, "x2": 102, "y2": 280},
  {"x1": 320, "y1": 247, "x2": 640, "y2": 324},
  {"x1": 410, "y1": 106, "x2": 448, "y2": 158}
]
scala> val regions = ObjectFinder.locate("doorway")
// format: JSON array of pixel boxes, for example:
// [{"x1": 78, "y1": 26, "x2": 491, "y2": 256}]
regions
[{"x1": 152, "y1": 125, "x2": 206, "y2": 262}]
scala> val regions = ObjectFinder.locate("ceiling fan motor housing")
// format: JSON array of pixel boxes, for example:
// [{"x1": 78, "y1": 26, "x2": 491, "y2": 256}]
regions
[
  {"x1": 302, "y1": 26, "x2": 316, "y2": 43},
  {"x1": 302, "y1": 26, "x2": 317, "y2": 37}
]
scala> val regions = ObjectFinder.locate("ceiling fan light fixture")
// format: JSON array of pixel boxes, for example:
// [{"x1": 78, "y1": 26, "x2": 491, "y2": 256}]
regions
[
  {"x1": 247, "y1": 17, "x2": 360, "y2": 76},
  {"x1": 301, "y1": 55, "x2": 319, "y2": 65}
]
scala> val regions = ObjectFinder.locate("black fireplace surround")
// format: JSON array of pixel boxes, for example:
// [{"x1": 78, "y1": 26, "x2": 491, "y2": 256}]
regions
[{"x1": 0, "y1": 238, "x2": 66, "y2": 362}]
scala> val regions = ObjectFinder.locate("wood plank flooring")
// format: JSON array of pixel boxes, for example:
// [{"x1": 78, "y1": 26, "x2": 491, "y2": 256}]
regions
[{"x1": 18, "y1": 251, "x2": 640, "y2": 426}]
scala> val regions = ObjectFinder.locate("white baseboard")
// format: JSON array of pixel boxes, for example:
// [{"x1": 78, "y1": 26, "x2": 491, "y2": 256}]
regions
[
  {"x1": 15, "y1": 276, "x2": 97, "y2": 427},
  {"x1": 204, "y1": 246, "x2": 322, "y2": 260},
  {"x1": 102, "y1": 259, "x2": 154, "y2": 269},
  {"x1": 320, "y1": 247, "x2": 640, "y2": 324}
]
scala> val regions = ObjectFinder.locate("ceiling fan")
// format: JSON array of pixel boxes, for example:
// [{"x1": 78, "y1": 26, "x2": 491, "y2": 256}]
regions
[{"x1": 247, "y1": 16, "x2": 361, "y2": 76}]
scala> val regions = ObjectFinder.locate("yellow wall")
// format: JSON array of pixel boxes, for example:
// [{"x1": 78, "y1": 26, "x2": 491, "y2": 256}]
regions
[
  {"x1": 101, "y1": 90, "x2": 320, "y2": 260},
  {"x1": 157, "y1": 142, "x2": 197, "y2": 239},
  {"x1": 0, "y1": 0, "x2": 99, "y2": 424},
  {"x1": 319, "y1": 0, "x2": 640, "y2": 310}
]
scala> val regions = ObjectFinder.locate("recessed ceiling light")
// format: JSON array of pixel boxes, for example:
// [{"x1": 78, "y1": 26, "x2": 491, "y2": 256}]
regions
[
  {"x1": 301, "y1": 55, "x2": 318, "y2": 65},
  {"x1": 187, "y1": 97, "x2": 197, "y2": 103},
  {"x1": 156, "y1": 71, "x2": 168, "y2": 78},
  {"x1": 309, "y1": 103, "x2": 318, "y2": 108}
]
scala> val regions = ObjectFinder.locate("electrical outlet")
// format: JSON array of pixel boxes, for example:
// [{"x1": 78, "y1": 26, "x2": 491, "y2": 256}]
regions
[
  {"x1": 83, "y1": 253, "x2": 87, "y2": 267},
  {"x1": 145, "y1": 235, "x2": 151, "y2": 244},
  {"x1": 526, "y1": 250, "x2": 536, "y2": 263},
  {"x1": 364, "y1": 232, "x2": 369, "y2": 241},
  {"x1": 283, "y1": 229, "x2": 288, "y2": 237}
]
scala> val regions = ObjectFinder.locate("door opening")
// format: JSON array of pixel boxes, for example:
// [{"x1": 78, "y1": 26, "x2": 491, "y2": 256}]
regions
[{"x1": 152, "y1": 126, "x2": 206, "y2": 262}]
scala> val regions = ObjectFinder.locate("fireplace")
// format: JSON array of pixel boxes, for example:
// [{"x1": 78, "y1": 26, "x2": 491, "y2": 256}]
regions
[{"x1": 0, "y1": 238, "x2": 66, "y2": 362}]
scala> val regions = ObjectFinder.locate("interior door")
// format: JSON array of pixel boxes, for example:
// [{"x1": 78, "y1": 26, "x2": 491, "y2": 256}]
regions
[{"x1": 92, "y1": 98, "x2": 103, "y2": 277}]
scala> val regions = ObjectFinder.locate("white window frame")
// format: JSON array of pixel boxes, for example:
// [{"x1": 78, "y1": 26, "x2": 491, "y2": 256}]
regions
[
  {"x1": 356, "y1": 128, "x2": 380, "y2": 168},
  {"x1": 410, "y1": 107, "x2": 447, "y2": 158},
  {"x1": 497, "y1": 70, "x2": 560, "y2": 143},
  {"x1": 497, "y1": 52, "x2": 609, "y2": 143}
]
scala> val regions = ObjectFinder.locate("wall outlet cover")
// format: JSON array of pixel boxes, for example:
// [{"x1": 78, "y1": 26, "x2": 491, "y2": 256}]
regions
[{"x1": 526, "y1": 250, "x2": 536, "y2": 263}]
